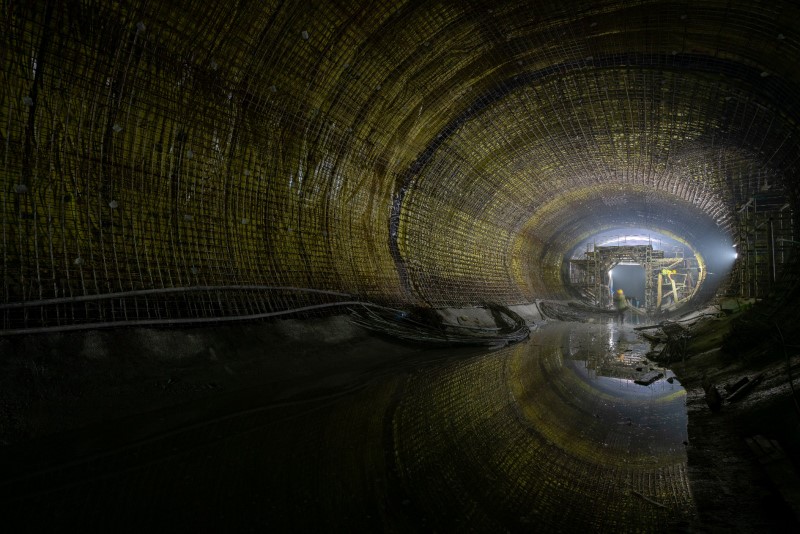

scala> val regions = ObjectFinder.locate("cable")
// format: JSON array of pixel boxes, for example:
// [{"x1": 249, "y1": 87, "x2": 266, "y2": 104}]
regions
[
  {"x1": 0, "y1": 301, "x2": 405, "y2": 337},
  {"x1": 0, "y1": 286, "x2": 355, "y2": 310},
  {"x1": 348, "y1": 305, "x2": 530, "y2": 347}
]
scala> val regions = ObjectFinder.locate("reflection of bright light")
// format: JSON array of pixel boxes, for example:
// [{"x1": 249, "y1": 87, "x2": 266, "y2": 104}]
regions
[{"x1": 734, "y1": 252, "x2": 738, "y2": 259}]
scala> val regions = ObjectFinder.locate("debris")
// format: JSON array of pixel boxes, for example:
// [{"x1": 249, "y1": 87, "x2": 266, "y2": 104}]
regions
[
  {"x1": 634, "y1": 324, "x2": 662, "y2": 331},
  {"x1": 726, "y1": 374, "x2": 763, "y2": 402},
  {"x1": 640, "y1": 332, "x2": 665, "y2": 343},
  {"x1": 634, "y1": 371, "x2": 663, "y2": 386},
  {"x1": 704, "y1": 383, "x2": 722, "y2": 412},
  {"x1": 724, "y1": 376, "x2": 749, "y2": 394},
  {"x1": 720, "y1": 298, "x2": 745, "y2": 314},
  {"x1": 661, "y1": 321, "x2": 686, "y2": 337},
  {"x1": 646, "y1": 343, "x2": 666, "y2": 360}
]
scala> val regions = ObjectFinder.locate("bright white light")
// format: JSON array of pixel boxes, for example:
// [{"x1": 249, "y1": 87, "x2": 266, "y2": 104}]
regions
[{"x1": 734, "y1": 252, "x2": 738, "y2": 259}]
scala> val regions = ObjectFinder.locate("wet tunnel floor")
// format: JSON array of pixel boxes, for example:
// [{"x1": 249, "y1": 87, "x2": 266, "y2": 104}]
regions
[{"x1": 0, "y1": 321, "x2": 693, "y2": 532}]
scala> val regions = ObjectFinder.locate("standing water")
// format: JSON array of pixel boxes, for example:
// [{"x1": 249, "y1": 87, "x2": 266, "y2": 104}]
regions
[
  {"x1": 0, "y1": 320, "x2": 693, "y2": 532},
  {"x1": 393, "y1": 319, "x2": 693, "y2": 531}
]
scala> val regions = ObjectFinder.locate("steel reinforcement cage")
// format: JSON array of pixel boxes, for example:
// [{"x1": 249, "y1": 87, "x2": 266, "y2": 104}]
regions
[{"x1": 2, "y1": 1, "x2": 800, "y2": 334}]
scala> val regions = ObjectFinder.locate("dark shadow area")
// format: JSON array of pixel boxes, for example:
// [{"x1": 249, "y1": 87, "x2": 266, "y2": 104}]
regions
[{"x1": 0, "y1": 319, "x2": 694, "y2": 532}]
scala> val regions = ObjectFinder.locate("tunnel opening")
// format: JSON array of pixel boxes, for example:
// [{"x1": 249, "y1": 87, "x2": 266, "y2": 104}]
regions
[
  {"x1": 568, "y1": 230, "x2": 708, "y2": 314},
  {"x1": 608, "y1": 264, "x2": 645, "y2": 308}
]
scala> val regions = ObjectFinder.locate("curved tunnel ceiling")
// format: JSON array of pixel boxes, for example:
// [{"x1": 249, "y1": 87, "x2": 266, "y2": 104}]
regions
[{"x1": 2, "y1": 0, "x2": 800, "y2": 329}]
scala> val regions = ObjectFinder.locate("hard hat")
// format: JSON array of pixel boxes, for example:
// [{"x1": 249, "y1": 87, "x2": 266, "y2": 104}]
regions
[{"x1": 617, "y1": 289, "x2": 624, "y2": 294}]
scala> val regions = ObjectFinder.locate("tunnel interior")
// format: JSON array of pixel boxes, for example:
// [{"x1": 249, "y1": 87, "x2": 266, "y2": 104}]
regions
[
  {"x1": 609, "y1": 264, "x2": 645, "y2": 303},
  {"x1": 2, "y1": 0, "x2": 799, "y2": 328},
  {"x1": 2, "y1": 0, "x2": 800, "y2": 531}
]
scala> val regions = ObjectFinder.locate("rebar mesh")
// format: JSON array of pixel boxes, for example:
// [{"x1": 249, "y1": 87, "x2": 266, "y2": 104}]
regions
[{"x1": 2, "y1": 0, "x2": 800, "y2": 332}]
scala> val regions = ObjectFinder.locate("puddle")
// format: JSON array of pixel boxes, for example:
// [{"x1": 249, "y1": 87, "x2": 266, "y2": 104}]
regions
[
  {"x1": 394, "y1": 320, "x2": 693, "y2": 530},
  {"x1": 515, "y1": 320, "x2": 688, "y2": 463}
]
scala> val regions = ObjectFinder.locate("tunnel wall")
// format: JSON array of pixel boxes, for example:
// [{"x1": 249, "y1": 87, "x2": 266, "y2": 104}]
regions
[
  {"x1": 3, "y1": 1, "x2": 800, "y2": 333},
  {"x1": 0, "y1": 1, "x2": 555, "y2": 333},
  {"x1": 2, "y1": 1, "x2": 414, "y2": 331}
]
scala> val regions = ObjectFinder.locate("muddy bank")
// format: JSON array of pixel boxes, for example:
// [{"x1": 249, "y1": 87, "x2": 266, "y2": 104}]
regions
[{"x1": 646, "y1": 309, "x2": 800, "y2": 530}]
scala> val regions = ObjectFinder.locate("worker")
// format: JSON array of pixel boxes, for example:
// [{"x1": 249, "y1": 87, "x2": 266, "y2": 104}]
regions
[{"x1": 613, "y1": 288, "x2": 628, "y2": 323}]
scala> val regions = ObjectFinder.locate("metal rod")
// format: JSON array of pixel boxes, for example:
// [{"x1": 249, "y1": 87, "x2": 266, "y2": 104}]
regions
[
  {"x1": 769, "y1": 218, "x2": 776, "y2": 284},
  {"x1": 0, "y1": 286, "x2": 355, "y2": 310},
  {"x1": 0, "y1": 301, "x2": 403, "y2": 337}
]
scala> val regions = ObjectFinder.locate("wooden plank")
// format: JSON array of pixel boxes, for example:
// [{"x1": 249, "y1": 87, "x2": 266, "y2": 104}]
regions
[{"x1": 726, "y1": 374, "x2": 763, "y2": 402}]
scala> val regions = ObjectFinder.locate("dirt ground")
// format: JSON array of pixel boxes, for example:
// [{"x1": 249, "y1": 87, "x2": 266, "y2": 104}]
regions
[{"x1": 650, "y1": 311, "x2": 800, "y2": 531}]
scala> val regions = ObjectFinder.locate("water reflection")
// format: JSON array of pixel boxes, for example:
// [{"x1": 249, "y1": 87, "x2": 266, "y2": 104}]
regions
[
  {"x1": 530, "y1": 320, "x2": 688, "y2": 465},
  {"x1": 395, "y1": 320, "x2": 693, "y2": 531}
]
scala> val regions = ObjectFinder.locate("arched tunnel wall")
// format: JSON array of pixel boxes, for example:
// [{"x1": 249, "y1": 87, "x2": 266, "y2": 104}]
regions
[{"x1": 2, "y1": 0, "x2": 800, "y2": 332}]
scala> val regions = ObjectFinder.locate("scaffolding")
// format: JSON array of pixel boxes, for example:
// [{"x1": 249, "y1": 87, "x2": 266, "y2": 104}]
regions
[
  {"x1": 570, "y1": 243, "x2": 701, "y2": 313},
  {"x1": 736, "y1": 192, "x2": 795, "y2": 298}
]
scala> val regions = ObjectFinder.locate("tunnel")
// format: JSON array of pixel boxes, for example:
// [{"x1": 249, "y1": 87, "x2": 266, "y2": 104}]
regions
[{"x1": 2, "y1": 0, "x2": 800, "y2": 531}]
